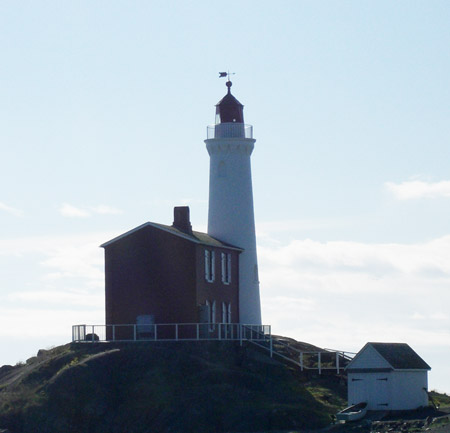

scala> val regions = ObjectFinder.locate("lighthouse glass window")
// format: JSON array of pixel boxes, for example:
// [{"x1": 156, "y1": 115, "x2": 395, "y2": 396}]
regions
[
  {"x1": 221, "y1": 253, "x2": 231, "y2": 284},
  {"x1": 204, "y1": 250, "x2": 215, "y2": 282}
]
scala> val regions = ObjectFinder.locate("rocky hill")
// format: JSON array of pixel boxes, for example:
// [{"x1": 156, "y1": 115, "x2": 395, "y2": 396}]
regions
[
  {"x1": 1, "y1": 339, "x2": 449, "y2": 433},
  {"x1": 0, "y1": 340, "x2": 347, "y2": 433}
]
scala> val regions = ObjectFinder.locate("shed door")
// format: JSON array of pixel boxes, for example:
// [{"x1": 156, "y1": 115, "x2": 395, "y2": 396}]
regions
[
  {"x1": 350, "y1": 377, "x2": 367, "y2": 405},
  {"x1": 375, "y1": 377, "x2": 389, "y2": 409},
  {"x1": 136, "y1": 315, "x2": 155, "y2": 339}
]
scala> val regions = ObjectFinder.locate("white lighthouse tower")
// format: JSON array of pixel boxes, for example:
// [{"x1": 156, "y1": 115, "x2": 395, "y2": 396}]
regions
[{"x1": 205, "y1": 79, "x2": 262, "y2": 325}]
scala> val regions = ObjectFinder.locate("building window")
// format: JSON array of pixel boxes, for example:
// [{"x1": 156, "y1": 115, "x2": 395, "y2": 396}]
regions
[
  {"x1": 205, "y1": 249, "x2": 215, "y2": 282},
  {"x1": 206, "y1": 300, "x2": 216, "y2": 330},
  {"x1": 222, "y1": 302, "x2": 232, "y2": 323},
  {"x1": 221, "y1": 252, "x2": 231, "y2": 284},
  {"x1": 222, "y1": 302, "x2": 226, "y2": 323},
  {"x1": 206, "y1": 300, "x2": 216, "y2": 321},
  {"x1": 211, "y1": 300, "x2": 216, "y2": 323}
]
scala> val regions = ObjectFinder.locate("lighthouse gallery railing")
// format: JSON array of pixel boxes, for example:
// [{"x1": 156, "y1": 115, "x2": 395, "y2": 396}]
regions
[{"x1": 206, "y1": 123, "x2": 253, "y2": 139}]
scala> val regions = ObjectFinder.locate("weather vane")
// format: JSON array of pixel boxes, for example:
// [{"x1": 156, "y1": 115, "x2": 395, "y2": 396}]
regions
[{"x1": 219, "y1": 71, "x2": 235, "y2": 82}]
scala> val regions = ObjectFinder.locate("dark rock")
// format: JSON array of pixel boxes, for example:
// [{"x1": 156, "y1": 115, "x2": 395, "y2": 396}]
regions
[{"x1": 37, "y1": 349, "x2": 49, "y2": 358}]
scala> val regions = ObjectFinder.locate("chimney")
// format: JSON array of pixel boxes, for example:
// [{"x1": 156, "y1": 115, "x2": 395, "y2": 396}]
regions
[{"x1": 172, "y1": 206, "x2": 193, "y2": 235}]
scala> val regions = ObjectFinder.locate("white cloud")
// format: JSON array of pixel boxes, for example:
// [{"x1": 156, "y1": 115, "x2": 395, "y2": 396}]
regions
[
  {"x1": 260, "y1": 236, "x2": 450, "y2": 286},
  {"x1": 257, "y1": 218, "x2": 343, "y2": 237},
  {"x1": 91, "y1": 205, "x2": 123, "y2": 215},
  {"x1": 1, "y1": 229, "x2": 449, "y2": 391},
  {"x1": 59, "y1": 203, "x2": 91, "y2": 218},
  {"x1": 0, "y1": 201, "x2": 23, "y2": 217},
  {"x1": 0, "y1": 231, "x2": 109, "y2": 290},
  {"x1": 58, "y1": 203, "x2": 123, "y2": 218},
  {"x1": 6, "y1": 289, "x2": 103, "y2": 307},
  {"x1": 0, "y1": 307, "x2": 103, "y2": 338},
  {"x1": 259, "y1": 235, "x2": 450, "y2": 362},
  {"x1": 385, "y1": 180, "x2": 450, "y2": 200},
  {"x1": 0, "y1": 232, "x2": 108, "y2": 350}
]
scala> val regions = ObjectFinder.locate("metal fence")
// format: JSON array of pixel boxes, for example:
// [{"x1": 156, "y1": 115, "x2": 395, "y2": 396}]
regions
[{"x1": 72, "y1": 323, "x2": 270, "y2": 344}]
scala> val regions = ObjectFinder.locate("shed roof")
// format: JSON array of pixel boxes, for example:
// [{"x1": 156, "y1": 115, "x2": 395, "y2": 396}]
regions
[
  {"x1": 369, "y1": 343, "x2": 431, "y2": 370},
  {"x1": 100, "y1": 222, "x2": 243, "y2": 251},
  {"x1": 347, "y1": 342, "x2": 431, "y2": 371}
]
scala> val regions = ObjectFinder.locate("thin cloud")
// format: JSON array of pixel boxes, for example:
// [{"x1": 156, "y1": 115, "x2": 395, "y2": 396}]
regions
[
  {"x1": 59, "y1": 203, "x2": 90, "y2": 218},
  {"x1": 0, "y1": 307, "x2": 103, "y2": 338},
  {"x1": 59, "y1": 203, "x2": 123, "y2": 218},
  {"x1": 0, "y1": 231, "x2": 110, "y2": 286},
  {"x1": 258, "y1": 234, "x2": 450, "y2": 377},
  {"x1": 91, "y1": 205, "x2": 123, "y2": 215},
  {"x1": 259, "y1": 236, "x2": 450, "y2": 296},
  {"x1": 385, "y1": 180, "x2": 450, "y2": 200},
  {"x1": 0, "y1": 202, "x2": 23, "y2": 217},
  {"x1": 6, "y1": 289, "x2": 103, "y2": 307},
  {"x1": 1, "y1": 230, "x2": 449, "y2": 391}
]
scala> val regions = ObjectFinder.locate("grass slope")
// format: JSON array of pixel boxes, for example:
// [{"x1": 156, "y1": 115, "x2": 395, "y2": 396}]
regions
[{"x1": 0, "y1": 341, "x2": 346, "y2": 433}]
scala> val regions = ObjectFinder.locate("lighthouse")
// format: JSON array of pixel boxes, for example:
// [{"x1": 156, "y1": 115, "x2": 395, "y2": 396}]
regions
[{"x1": 205, "y1": 79, "x2": 262, "y2": 325}]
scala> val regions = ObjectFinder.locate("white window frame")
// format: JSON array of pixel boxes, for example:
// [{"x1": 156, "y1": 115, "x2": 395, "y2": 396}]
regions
[
  {"x1": 205, "y1": 249, "x2": 215, "y2": 282},
  {"x1": 211, "y1": 300, "x2": 216, "y2": 324},
  {"x1": 221, "y1": 252, "x2": 231, "y2": 284},
  {"x1": 206, "y1": 300, "x2": 216, "y2": 331},
  {"x1": 222, "y1": 302, "x2": 232, "y2": 324},
  {"x1": 222, "y1": 302, "x2": 227, "y2": 323}
]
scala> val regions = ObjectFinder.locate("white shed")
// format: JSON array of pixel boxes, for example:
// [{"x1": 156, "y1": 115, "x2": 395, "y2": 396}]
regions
[{"x1": 346, "y1": 342, "x2": 431, "y2": 411}]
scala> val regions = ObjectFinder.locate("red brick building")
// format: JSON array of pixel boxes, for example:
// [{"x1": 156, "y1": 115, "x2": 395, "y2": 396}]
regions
[{"x1": 101, "y1": 207, "x2": 241, "y2": 335}]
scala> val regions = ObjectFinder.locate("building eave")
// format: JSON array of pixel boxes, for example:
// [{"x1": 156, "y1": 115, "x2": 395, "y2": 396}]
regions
[
  {"x1": 100, "y1": 222, "x2": 244, "y2": 252},
  {"x1": 347, "y1": 368, "x2": 393, "y2": 373}
]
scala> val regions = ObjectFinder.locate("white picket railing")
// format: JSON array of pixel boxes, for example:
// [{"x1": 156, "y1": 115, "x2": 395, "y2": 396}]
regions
[
  {"x1": 72, "y1": 323, "x2": 270, "y2": 344},
  {"x1": 269, "y1": 337, "x2": 356, "y2": 374},
  {"x1": 72, "y1": 323, "x2": 354, "y2": 374}
]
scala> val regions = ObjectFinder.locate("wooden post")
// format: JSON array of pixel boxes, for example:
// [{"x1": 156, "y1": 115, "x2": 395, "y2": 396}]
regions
[
  {"x1": 112, "y1": 325, "x2": 115, "y2": 341},
  {"x1": 175, "y1": 324, "x2": 178, "y2": 341},
  {"x1": 133, "y1": 325, "x2": 137, "y2": 341},
  {"x1": 318, "y1": 352, "x2": 322, "y2": 375},
  {"x1": 336, "y1": 352, "x2": 340, "y2": 374}
]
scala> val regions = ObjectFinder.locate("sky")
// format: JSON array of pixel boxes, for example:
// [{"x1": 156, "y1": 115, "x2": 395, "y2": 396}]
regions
[{"x1": 1, "y1": 1, "x2": 450, "y2": 393}]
